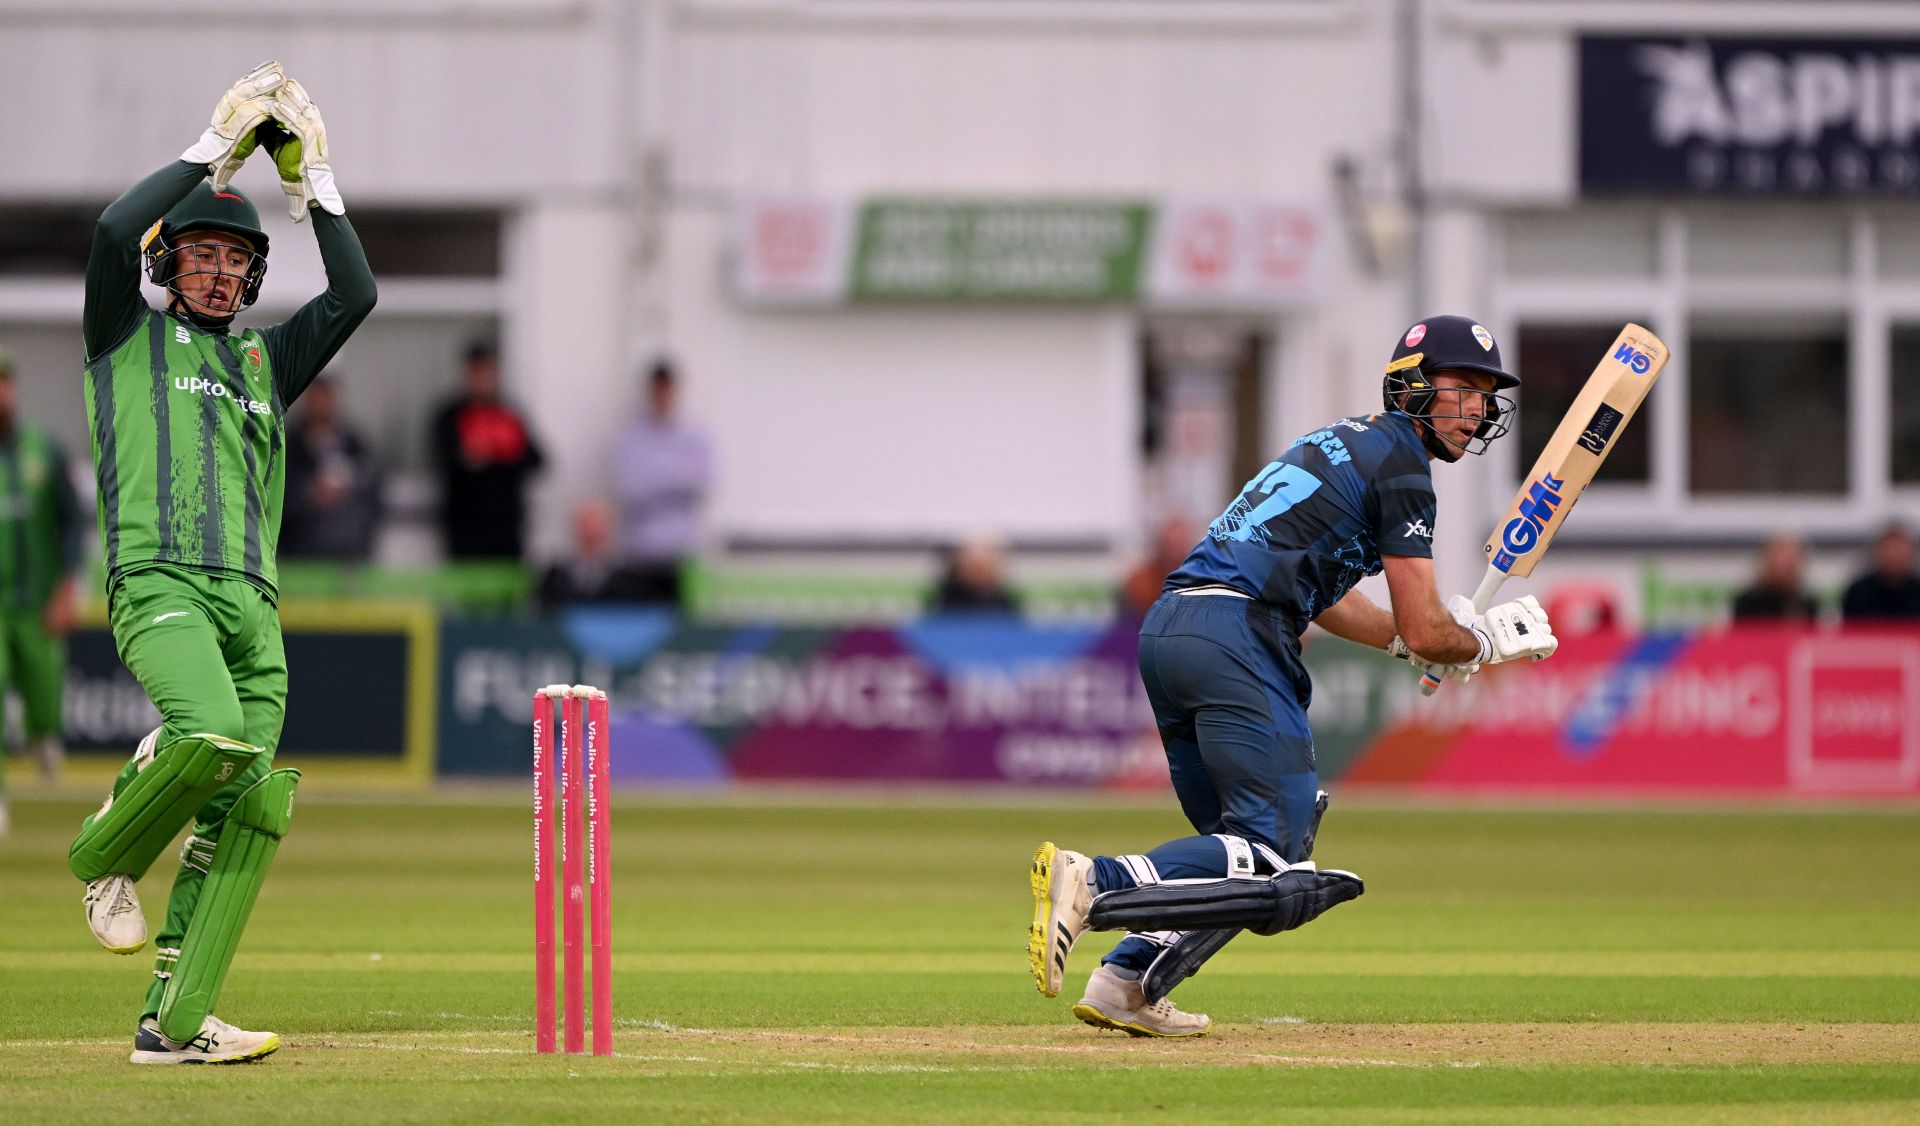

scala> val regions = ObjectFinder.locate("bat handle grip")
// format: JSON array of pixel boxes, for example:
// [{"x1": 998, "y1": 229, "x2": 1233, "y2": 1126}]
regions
[{"x1": 1414, "y1": 567, "x2": 1508, "y2": 698}]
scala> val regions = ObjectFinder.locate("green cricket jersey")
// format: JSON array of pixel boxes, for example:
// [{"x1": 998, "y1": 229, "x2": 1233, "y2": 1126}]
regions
[
  {"x1": 0, "y1": 424, "x2": 81, "y2": 611},
  {"x1": 83, "y1": 161, "x2": 376, "y2": 598}
]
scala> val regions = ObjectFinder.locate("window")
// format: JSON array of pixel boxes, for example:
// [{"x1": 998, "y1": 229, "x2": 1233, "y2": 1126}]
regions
[
  {"x1": 1890, "y1": 326, "x2": 1920, "y2": 484},
  {"x1": 1688, "y1": 319, "x2": 1847, "y2": 495},
  {"x1": 1514, "y1": 323, "x2": 1652, "y2": 484}
]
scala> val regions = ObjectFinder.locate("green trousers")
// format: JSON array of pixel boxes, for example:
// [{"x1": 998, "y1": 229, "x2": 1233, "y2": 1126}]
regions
[
  {"x1": 0, "y1": 607, "x2": 63, "y2": 795},
  {"x1": 91, "y1": 565, "x2": 287, "y2": 1017}
]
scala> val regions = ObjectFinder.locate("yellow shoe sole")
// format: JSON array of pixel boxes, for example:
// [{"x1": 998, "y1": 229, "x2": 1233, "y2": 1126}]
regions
[
  {"x1": 1027, "y1": 841, "x2": 1061, "y2": 997},
  {"x1": 1071, "y1": 1001, "x2": 1211, "y2": 1039}
]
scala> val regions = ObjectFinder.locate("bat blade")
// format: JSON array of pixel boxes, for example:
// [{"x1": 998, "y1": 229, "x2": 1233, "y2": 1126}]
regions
[
  {"x1": 1418, "y1": 323, "x2": 1667, "y2": 696},
  {"x1": 1484, "y1": 323, "x2": 1667, "y2": 581}
]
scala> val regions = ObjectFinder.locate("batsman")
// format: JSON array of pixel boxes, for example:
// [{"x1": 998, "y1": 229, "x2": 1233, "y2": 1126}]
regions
[
  {"x1": 1028, "y1": 316, "x2": 1561, "y2": 1036},
  {"x1": 69, "y1": 61, "x2": 374, "y2": 1064}
]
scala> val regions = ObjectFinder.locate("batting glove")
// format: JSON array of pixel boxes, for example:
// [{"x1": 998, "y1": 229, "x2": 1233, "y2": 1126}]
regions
[
  {"x1": 1471, "y1": 595, "x2": 1558, "y2": 666},
  {"x1": 1387, "y1": 635, "x2": 1474, "y2": 686},
  {"x1": 180, "y1": 61, "x2": 288, "y2": 191},
  {"x1": 261, "y1": 78, "x2": 343, "y2": 221}
]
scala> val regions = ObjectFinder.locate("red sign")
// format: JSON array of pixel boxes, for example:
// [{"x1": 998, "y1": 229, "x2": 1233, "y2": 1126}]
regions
[{"x1": 1347, "y1": 627, "x2": 1920, "y2": 797}]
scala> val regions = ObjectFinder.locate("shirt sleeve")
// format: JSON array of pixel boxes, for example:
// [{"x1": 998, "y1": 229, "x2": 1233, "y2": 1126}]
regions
[
  {"x1": 1375, "y1": 472, "x2": 1437, "y2": 558},
  {"x1": 84, "y1": 161, "x2": 209, "y2": 362},
  {"x1": 261, "y1": 210, "x2": 378, "y2": 407}
]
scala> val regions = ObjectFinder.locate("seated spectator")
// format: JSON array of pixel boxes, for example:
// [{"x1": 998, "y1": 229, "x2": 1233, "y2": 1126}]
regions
[
  {"x1": 1120, "y1": 517, "x2": 1199, "y2": 618},
  {"x1": 538, "y1": 499, "x2": 650, "y2": 611},
  {"x1": 1731, "y1": 533, "x2": 1818, "y2": 623},
  {"x1": 282, "y1": 375, "x2": 382, "y2": 560},
  {"x1": 933, "y1": 537, "x2": 1019, "y2": 614},
  {"x1": 1842, "y1": 523, "x2": 1920, "y2": 622}
]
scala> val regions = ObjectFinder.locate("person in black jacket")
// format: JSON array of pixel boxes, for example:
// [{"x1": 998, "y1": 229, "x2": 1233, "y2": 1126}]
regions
[
  {"x1": 431, "y1": 341, "x2": 545, "y2": 559},
  {"x1": 1842, "y1": 523, "x2": 1920, "y2": 622},
  {"x1": 1731, "y1": 534, "x2": 1818, "y2": 623}
]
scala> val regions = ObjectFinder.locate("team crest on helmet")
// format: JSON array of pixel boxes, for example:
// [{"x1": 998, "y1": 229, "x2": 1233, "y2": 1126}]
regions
[{"x1": 1471, "y1": 323, "x2": 1495, "y2": 351}]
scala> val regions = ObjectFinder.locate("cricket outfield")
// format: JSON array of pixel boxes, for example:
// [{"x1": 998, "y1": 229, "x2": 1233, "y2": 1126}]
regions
[{"x1": 2, "y1": 792, "x2": 1917, "y2": 1122}]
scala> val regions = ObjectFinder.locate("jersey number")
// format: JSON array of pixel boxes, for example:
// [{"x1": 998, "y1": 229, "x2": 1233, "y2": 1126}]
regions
[{"x1": 1215, "y1": 461, "x2": 1323, "y2": 542}]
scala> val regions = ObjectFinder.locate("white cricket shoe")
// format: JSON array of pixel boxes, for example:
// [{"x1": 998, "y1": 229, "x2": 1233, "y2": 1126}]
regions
[
  {"x1": 1072, "y1": 963, "x2": 1212, "y2": 1038},
  {"x1": 130, "y1": 1015, "x2": 280, "y2": 1064},
  {"x1": 33, "y1": 734, "x2": 66, "y2": 779},
  {"x1": 1027, "y1": 841, "x2": 1095, "y2": 998},
  {"x1": 85, "y1": 874, "x2": 147, "y2": 954}
]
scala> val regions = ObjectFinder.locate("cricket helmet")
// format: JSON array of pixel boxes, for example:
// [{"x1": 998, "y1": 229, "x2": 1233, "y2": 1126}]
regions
[
  {"x1": 1381, "y1": 314, "x2": 1518, "y2": 458},
  {"x1": 143, "y1": 182, "x2": 270, "y2": 315}
]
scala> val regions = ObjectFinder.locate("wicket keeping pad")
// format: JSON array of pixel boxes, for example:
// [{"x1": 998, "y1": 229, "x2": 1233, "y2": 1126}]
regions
[
  {"x1": 157, "y1": 768, "x2": 300, "y2": 1044},
  {"x1": 1087, "y1": 868, "x2": 1364, "y2": 937},
  {"x1": 69, "y1": 735, "x2": 265, "y2": 883}
]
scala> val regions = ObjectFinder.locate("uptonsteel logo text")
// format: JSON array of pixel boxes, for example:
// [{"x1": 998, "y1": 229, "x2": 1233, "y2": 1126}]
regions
[{"x1": 173, "y1": 376, "x2": 272, "y2": 416}]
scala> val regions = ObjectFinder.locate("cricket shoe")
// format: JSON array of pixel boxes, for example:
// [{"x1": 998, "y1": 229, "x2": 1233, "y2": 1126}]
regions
[
  {"x1": 130, "y1": 1015, "x2": 280, "y2": 1064},
  {"x1": 1028, "y1": 841, "x2": 1095, "y2": 998},
  {"x1": 33, "y1": 734, "x2": 66, "y2": 779},
  {"x1": 84, "y1": 874, "x2": 147, "y2": 954},
  {"x1": 1072, "y1": 964, "x2": 1212, "y2": 1038}
]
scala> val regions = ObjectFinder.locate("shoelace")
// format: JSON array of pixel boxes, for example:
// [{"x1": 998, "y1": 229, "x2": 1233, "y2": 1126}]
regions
[{"x1": 106, "y1": 881, "x2": 139, "y2": 919}]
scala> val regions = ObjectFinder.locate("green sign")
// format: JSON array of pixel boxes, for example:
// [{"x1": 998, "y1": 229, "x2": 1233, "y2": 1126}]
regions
[{"x1": 850, "y1": 200, "x2": 1152, "y2": 302}]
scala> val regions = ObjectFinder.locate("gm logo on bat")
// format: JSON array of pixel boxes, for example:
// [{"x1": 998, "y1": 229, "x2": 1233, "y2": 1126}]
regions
[
  {"x1": 1613, "y1": 341, "x2": 1654, "y2": 374},
  {"x1": 1498, "y1": 471, "x2": 1566, "y2": 560}
]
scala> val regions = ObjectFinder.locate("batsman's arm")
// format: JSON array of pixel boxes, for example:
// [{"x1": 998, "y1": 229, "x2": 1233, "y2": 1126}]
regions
[
  {"x1": 1313, "y1": 588, "x2": 1398, "y2": 651},
  {"x1": 261, "y1": 210, "x2": 377, "y2": 406},
  {"x1": 84, "y1": 161, "x2": 207, "y2": 361},
  {"x1": 1381, "y1": 554, "x2": 1482, "y2": 665}
]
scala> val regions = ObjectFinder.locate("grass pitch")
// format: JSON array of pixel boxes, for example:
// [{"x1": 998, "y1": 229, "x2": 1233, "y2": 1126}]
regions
[{"x1": 2, "y1": 788, "x2": 1918, "y2": 1122}]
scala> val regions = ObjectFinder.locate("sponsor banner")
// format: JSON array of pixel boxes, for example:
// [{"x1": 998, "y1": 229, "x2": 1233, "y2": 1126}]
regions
[
  {"x1": 1347, "y1": 626, "x2": 1920, "y2": 796},
  {"x1": 734, "y1": 197, "x2": 1326, "y2": 306},
  {"x1": 437, "y1": 611, "x2": 1167, "y2": 786},
  {"x1": 438, "y1": 614, "x2": 1920, "y2": 795},
  {"x1": 1143, "y1": 201, "x2": 1325, "y2": 308},
  {"x1": 60, "y1": 602, "x2": 435, "y2": 778},
  {"x1": 1581, "y1": 35, "x2": 1920, "y2": 196}
]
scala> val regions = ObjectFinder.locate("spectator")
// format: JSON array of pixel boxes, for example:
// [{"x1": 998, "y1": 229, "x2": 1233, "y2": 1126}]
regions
[
  {"x1": 1120, "y1": 517, "x2": 1200, "y2": 618},
  {"x1": 1731, "y1": 533, "x2": 1818, "y2": 623},
  {"x1": 933, "y1": 536, "x2": 1019, "y2": 614},
  {"x1": 613, "y1": 358, "x2": 712, "y2": 605},
  {"x1": 431, "y1": 340, "x2": 545, "y2": 559},
  {"x1": 538, "y1": 499, "x2": 648, "y2": 611},
  {"x1": 282, "y1": 375, "x2": 382, "y2": 560},
  {"x1": 1842, "y1": 523, "x2": 1920, "y2": 621}
]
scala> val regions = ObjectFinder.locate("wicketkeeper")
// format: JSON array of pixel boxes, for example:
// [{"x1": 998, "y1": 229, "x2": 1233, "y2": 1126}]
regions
[{"x1": 69, "y1": 61, "x2": 375, "y2": 1064}]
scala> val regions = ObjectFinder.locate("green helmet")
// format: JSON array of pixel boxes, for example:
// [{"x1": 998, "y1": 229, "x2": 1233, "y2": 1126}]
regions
[{"x1": 143, "y1": 182, "x2": 270, "y2": 313}]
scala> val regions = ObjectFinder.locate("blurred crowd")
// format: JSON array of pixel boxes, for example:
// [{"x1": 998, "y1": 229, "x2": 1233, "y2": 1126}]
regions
[
  {"x1": 1731, "y1": 524, "x2": 1920, "y2": 626},
  {"x1": 8, "y1": 335, "x2": 1920, "y2": 627}
]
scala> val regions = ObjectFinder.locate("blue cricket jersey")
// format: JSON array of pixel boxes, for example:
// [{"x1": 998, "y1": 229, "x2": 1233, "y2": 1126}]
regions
[{"x1": 1166, "y1": 411, "x2": 1438, "y2": 636}]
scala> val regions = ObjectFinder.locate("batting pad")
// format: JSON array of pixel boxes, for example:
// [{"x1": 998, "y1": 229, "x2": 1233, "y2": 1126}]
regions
[
  {"x1": 1088, "y1": 868, "x2": 1364, "y2": 937},
  {"x1": 156, "y1": 768, "x2": 299, "y2": 1044},
  {"x1": 68, "y1": 735, "x2": 265, "y2": 883}
]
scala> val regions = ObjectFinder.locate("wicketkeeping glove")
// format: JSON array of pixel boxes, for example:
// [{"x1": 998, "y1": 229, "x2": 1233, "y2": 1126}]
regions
[
  {"x1": 179, "y1": 61, "x2": 287, "y2": 190},
  {"x1": 1470, "y1": 595, "x2": 1558, "y2": 666},
  {"x1": 260, "y1": 78, "x2": 343, "y2": 221}
]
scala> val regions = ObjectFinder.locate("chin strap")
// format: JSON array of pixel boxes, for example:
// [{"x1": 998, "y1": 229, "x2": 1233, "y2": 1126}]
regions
[{"x1": 168, "y1": 298, "x2": 236, "y2": 332}]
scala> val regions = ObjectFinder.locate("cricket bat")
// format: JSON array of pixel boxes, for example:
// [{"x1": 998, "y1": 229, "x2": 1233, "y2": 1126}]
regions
[{"x1": 1419, "y1": 323, "x2": 1669, "y2": 695}]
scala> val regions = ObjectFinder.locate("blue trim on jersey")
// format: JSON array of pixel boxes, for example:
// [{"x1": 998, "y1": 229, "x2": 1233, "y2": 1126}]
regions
[{"x1": 1167, "y1": 412, "x2": 1437, "y2": 636}]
